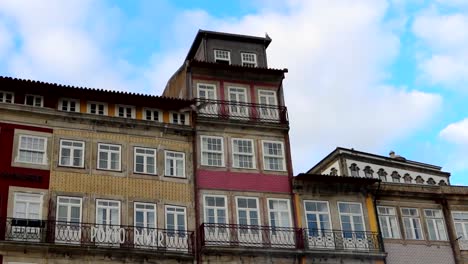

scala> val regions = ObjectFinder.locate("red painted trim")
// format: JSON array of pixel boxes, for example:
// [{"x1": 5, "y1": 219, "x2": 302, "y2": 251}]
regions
[
  {"x1": 193, "y1": 75, "x2": 278, "y2": 88},
  {"x1": 197, "y1": 170, "x2": 290, "y2": 193},
  {"x1": 219, "y1": 81, "x2": 225, "y2": 101}
]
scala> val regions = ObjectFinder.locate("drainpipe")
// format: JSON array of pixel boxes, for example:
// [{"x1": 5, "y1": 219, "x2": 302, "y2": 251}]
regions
[
  {"x1": 372, "y1": 180, "x2": 387, "y2": 264},
  {"x1": 192, "y1": 112, "x2": 201, "y2": 263}
]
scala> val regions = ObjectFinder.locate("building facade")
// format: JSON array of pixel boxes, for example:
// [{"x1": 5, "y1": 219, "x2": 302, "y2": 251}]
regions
[{"x1": 0, "y1": 77, "x2": 197, "y2": 263}]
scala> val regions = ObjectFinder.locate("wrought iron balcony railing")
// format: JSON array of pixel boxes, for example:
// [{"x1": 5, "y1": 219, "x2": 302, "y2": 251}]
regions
[
  {"x1": 304, "y1": 228, "x2": 383, "y2": 252},
  {"x1": 195, "y1": 99, "x2": 289, "y2": 125},
  {"x1": 199, "y1": 223, "x2": 384, "y2": 253},
  {"x1": 1, "y1": 218, "x2": 194, "y2": 255}
]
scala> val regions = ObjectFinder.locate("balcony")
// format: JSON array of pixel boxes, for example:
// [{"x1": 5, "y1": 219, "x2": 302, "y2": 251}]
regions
[
  {"x1": 195, "y1": 99, "x2": 289, "y2": 125},
  {"x1": 199, "y1": 223, "x2": 384, "y2": 255},
  {"x1": 1, "y1": 218, "x2": 194, "y2": 257}
]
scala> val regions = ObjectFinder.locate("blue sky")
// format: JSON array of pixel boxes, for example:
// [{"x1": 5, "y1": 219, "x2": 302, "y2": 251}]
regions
[{"x1": 1, "y1": 0, "x2": 468, "y2": 184}]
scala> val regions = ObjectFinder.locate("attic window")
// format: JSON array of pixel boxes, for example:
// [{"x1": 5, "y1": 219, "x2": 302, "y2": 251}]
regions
[
  {"x1": 391, "y1": 171, "x2": 401, "y2": 183},
  {"x1": 363, "y1": 166, "x2": 374, "y2": 178},
  {"x1": 330, "y1": 167, "x2": 338, "y2": 176},
  {"x1": 403, "y1": 173, "x2": 412, "y2": 183},
  {"x1": 427, "y1": 178, "x2": 436, "y2": 185},
  {"x1": 241, "y1": 52, "x2": 257, "y2": 67},
  {"x1": 349, "y1": 163, "x2": 359, "y2": 177},
  {"x1": 415, "y1": 176, "x2": 425, "y2": 184},
  {"x1": 377, "y1": 169, "x2": 387, "y2": 182},
  {"x1": 214, "y1": 49, "x2": 230, "y2": 64}
]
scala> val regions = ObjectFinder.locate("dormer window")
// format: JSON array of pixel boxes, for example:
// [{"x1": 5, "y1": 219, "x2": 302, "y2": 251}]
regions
[
  {"x1": 87, "y1": 101, "x2": 107, "y2": 115},
  {"x1": 0, "y1": 91, "x2": 14, "y2": 103},
  {"x1": 241, "y1": 52, "x2": 257, "y2": 67},
  {"x1": 391, "y1": 171, "x2": 401, "y2": 183},
  {"x1": 116, "y1": 105, "x2": 135, "y2": 118},
  {"x1": 59, "y1": 98, "x2": 79, "y2": 112},
  {"x1": 25, "y1": 94, "x2": 43, "y2": 107},
  {"x1": 214, "y1": 49, "x2": 230, "y2": 64},
  {"x1": 349, "y1": 163, "x2": 359, "y2": 177},
  {"x1": 170, "y1": 112, "x2": 189, "y2": 125},
  {"x1": 377, "y1": 169, "x2": 387, "y2": 182},
  {"x1": 363, "y1": 166, "x2": 374, "y2": 178}
]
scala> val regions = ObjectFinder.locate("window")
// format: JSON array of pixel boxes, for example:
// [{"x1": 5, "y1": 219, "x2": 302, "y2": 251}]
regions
[
  {"x1": 14, "y1": 193, "x2": 42, "y2": 219},
  {"x1": 453, "y1": 212, "x2": 468, "y2": 247},
  {"x1": 258, "y1": 90, "x2": 278, "y2": 120},
  {"x1": 170, "y1": 112, "x2": 188, "y2": 125},
  {"x1": 59, "y1": 139, "x2": 84, "y2": 168},
  {"x1": 56, "y1": 196, "x2": 82, "y2": 243},
  {"x1": 24, "y1": 94, "x2": 43, "y2": 107},
  {"x1": 330, "y1": 168, "x2": 338, "y2": 176},
  {"x1": 134, "y1": 202, "x2": 156, "y2": 234},
  {"x1": 197, "y1": 84, "x2": 218, "y2": 114},
  {"x1": 232, "y1": 138, "x2": 255, "y2": 169},
  {"x1": 58, "y1": 98, "x2": 79, "y2": 112},
  {"x1": 262, "y1": 141, "x2": 285, "y2": 171},
  {"x1": 87, "y1": 102, "x2": 107, "y2": 115},
  {"x1": 214, "y1": 49, "x2": 230, "y2": 64},
  {"x1": 236, "y1": 197, "x2": 260, "y2": 242},
  {"x1": 134, "y1": 147, "x2": 157, "y2": 175},
  {"x1": 377, "y1": 169, "x2": 387, "y2": 182},
  {"x1": 165, "y1": 151, "x2": 185, "y2": 178},
  {"x1": 304, "y1": 201, "x2": 331, "y2": 235},
  {"x1": 228, "y1": 87, "x2": 248, "y2": 117},
  {"x1": 338, "y1": 202, "x2": 365, "y2": 236},
  {"x1": 96, "y1": 200, "x2": 120, "y2": 226},
  {"x1": 401, "y1": 208, "x2": 423, "y2": 240},
  {"x1": 241, "y1": 52, "x2": 257, "y2": 67},
  {"x1": 204, "y1": 195, "x2": 228, "y2": 225},
  {"x1": 403, "y1": 174, "x2": 412, "y2": 183},
  {"x1": 116, "y1": 105, "x2": 135, "y2": 118},
  {"x1": 166, "y1": 205, "x2": 187, "y2": 233},
  {"x1": 143, "y1": 108, "x2": 162, "y2": 122},
  {"x1": 424, "y1": 209, "x2": 447, "y2": 240},
  {"x1": 201, "y1": 136, "x2": 224, "y2": 167},
  {"x1": 349, "y1": 163, "x2": 360, "y2": 177},
  {"x1": 97, "y1": 143, "x2": 121, "y2": 171},
  {"x1": 0, "y1": 90, "x2": 14, "y2": 103},
  {"x1": 415, "y1": 176, "x2": 425, "y2": 184},
  {"x1": 377, "y1": 206, "x2": 400, "y2": 239},
  {"x1": 363, "y1": 166, "x2": 374, "y2": 178},
  {"x1": 268, "y1": 199, "x2": 292, "y2": 228},
  {"x1": 16, "y1": 135, "x2": 47, "y2": 165},
  {"x1": 391, "y1": 171, "x2": 401, "y2": 183}
]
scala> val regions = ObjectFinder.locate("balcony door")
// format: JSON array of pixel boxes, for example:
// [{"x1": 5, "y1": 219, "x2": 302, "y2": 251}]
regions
[
  {"x1": 258, "y1": 90, "x2": 278, "y2": 120},
  {"x1": 134, "y1": 202, "x2": 156, "y2": 247},
  {"x1": 304, "y1": 200, "x2": 333, "y2": 249},
  {"x1": 165, "y1": 205, "x2": 188, "y2": 251},
  {"x1": 236, "y1": 197, "x2": 261, "y2": 245},
  {"x1": 12, "y1": 193, "x2": 43, "y2": 241},
  {"x1": 204, "y1": 195, "x2": 229, "y2": 244},
  {"x1": 56, "y1": 196, "x2": 82, "y2": 244},
  {"x1": 268, "y1": 199, "x2": 294, "y2": 248},
  {"x1": 95, "y1": 200, "x2": 120, "y2": 246},
  {"x1": 338, "y1": 202, "x2": 367, "y2": 250},
  {"x1": 197, "y1": 83, "x2": 218, "y2": 115},
  {"x1": 228, "y1": 87, "x2": 248, "y2": 118}
]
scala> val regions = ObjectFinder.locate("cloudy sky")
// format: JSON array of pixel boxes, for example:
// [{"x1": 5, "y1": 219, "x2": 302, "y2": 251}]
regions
[{"x1": 0, "y1": 0, "x2": 467, "y2": 184}]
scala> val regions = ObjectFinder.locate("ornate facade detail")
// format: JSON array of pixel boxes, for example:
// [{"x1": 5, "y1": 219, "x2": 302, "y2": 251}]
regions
[
  {"x1": 415, "y1": 175, "x2": 425, "y2": 184},
  {"x1": 377, "y1": 168, "x2": 387, "y2": 182},
  {"x1": 403, "y1": 173, "x2": 412, "y2": 183},
  {"x1": 439, "y1": 180, "x2": 447, "y2": 186},
  {"x1": 330, "y1": 167, "x2": 338, "y2": 176},
  {"x1": 349, "y1": 163, "x2": 360, "y2": 177},
  {"x1": 363, "y1": 166, "x2": 374, "y2": 178},
  {"x1": 427, "y1": 178, "x2": 436, "y2": 185}
]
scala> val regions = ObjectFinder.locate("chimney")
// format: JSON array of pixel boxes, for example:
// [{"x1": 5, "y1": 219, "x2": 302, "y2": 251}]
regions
[{"x1": 389, "y1": 151, "x2": 395, "y2": 158}]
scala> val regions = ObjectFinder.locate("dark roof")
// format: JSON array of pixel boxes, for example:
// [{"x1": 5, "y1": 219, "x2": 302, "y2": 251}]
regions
[
  {"x1": 186, "y1": 29, "x2": 273, "y2": 61},
  {"x1": 0, "y1": 76, "x2": 194, "y2": 110},
  {"x1": 295, "y1": 173, "x2": 380, "y2": 185},
  {"x1": 189, "y1": 60, "x2": 287, "y2": 74}
]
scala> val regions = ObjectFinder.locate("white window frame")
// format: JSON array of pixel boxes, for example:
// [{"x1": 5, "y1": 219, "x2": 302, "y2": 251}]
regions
[
  {"x1": 424, "y1": 209, "x2": 447, "y2": 241},
  {"x1": 56, "y1": 196, "x2": 82, "y2": 223},
  {"x1": 337, "y1": 202, "x2": 366, "y2": 232},
  {"x1": 165, "y1": 205, "x2": 187, "y2": 232},
  {"x1": 453, "y1": 211, "x2": 468, "y2": 249},
  {"x1": 59, "y1": 139, "x2": 85, "y2": 168},
  {"x1": 14, "y1": 192, "x2": 43, "y2": 219},
  {"x1": 228, "y1": 86, "x2": 248, "y2": 118},
  {"x1": 203, "y1": 194, "x2": 228, "y2": 224},
  {"x1": 197, "y1": 83, "x2": 217, "y2": 100},
  {"x1": 377, "y1": 206, "x2": 400, "y2": 239},
  {"x1": 241, "y1": 52, "x2": 257, "y2": 67},
  {"x1": 267, "y1": 198, "x2": 292, "y2": 228},
  {"x1": 200, "y1": 136, "x2": 225, "y2": 167},
  {"x1": 115, "y1": 104, "x2": 136, "y2": 119},
  {"x1": 170, "y1": 112, "x2": 189, "y2": 125},
  {"x1": 214, "y1": 49, "x2": 231, "y2": 64},
  {"x1": 143, "y1": 108, "x2": 162, "y2": 122},
  {"x1": 232, "y1": 138, "x2": 256, "y2": 169},
  {"x1": 133, "y1": 147, "x2": 157, "y2": 175},
  {"x1": 236, "y1": 196, "x2": 260, "y2": 226},
  {"x1": 258, "y1": 90, "x2": 279, "y2": 120},
  {"x1": 24, "y1": 94, "x2": 43, "y2": 107},
  {"x1": 95, "y1": 199, "x2": 121, "y2": 226},
  {"x1": 262, "y1": 140, "x2": 286, "y2": 171},
  {"x1": 303, "y1": 200, "x2": 332, "y2": 232},
  {"x1": 134, "y1": 202, "x2": 157, "y2": 229},
  {"x1": 164, "y1": 150, "x2": 185, "y2": 178},
  {"x1": 401, "y1": 207, "x2": 424, "y2": 240},
  {"x1": 12, "y1": 192, "x2": 43, "y2": 242},
  {"x1": 0, "y1": 90, "x2": 14, "y2": 103},
  {"x1": 97, "y1": 143, "x2": 121, "y2": 171},
  {"x1": 87, "y1": 101, "x2": 108, "y2": 115},
  {"x1": 16, "y1": 135, "x2": 48, "y2": 165},
  {"x1": 58, "y1": 98, "x2": 80, "y2": 112}
]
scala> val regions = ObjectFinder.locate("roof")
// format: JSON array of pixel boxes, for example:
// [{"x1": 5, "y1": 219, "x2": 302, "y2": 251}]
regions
[
  {"x1": 189, "y1": 60, "x2": 288, "y2": 74},
  {"x1": 0, "y1": 76, "x2": 194, "y2": 110},
  {"x1": 295, "y1": 173, "x2": 380, "y2": 185},
  {"x1": 186, "y1": 29, "x2": 273, "y2": 61},
  {"x1": 307, "y1": 147, "x2": 446, "y2": 174}
]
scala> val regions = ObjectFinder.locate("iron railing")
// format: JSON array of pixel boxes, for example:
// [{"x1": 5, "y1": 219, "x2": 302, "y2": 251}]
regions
[
  {"x1": 195, "y1": 99, "x2": 289, "y2": 125},
  {"x1": 1, "y1": 218, "x2": 194, "y2": 255},
  {"x1": 199, "y1": 223, "x2": 384, "y2": 253},
  {"x1": 304, "y1": 229, "x2": 383, "y2": 252}
]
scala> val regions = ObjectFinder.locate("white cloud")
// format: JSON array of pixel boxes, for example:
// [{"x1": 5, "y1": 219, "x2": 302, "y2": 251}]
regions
[{"x1": 440, "y1": 118, "x2": 468, "y2": 145}]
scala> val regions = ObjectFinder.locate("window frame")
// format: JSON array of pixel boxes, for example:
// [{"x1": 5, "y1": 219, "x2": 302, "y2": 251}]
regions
[
  {"x1": 14, "y1": 192, "x2": 43, "y2": 219},
  {"x1": 56, "y1": 196, "x2": 82, "y2": 223},
  {"x1": 133, "y1": 147, "x2": 157, "y2": 175},
  {"x1": 303, "y1": 200, "x2": 332, "y2": 232},
  {"x1": 58, "y1": 139, "x2": 85, "y2": 168},
  {"x1": 142, "y1": 108, "x2": 162, "y2": 122},
  {"x1": 377, "y1": 206, "x2": 401, "y2": 239},
  {"x1": 87, "y1": 101, "x2": 108, "y2": 115},
  {"x1": 97, "y1": 143, "x2": 122, "y2": 171},
  {"x1": 453, "y1": 211, "x2": 468, "y2": 244},
  {"x1": 235, "y1": 196, "x2": 260, "y2": 226},
  {"x1": 16, "y1": 135, "x2": 48, "y2": 165},
  {"x1": 203, "y1": 194, "x2": 229, "y2": 225},
  {"x1": 24, "y1": 94, "x2": 43, "y2": 107},
  {"x1": 58, "y1": 98, "x2": 80, "y2": 112},
  {"x1": 231, "y1": 138, "x2": 256, "y2": 169},
  {"x1": 267, "y1": 198, "x2": 292, "y2": 228},
  {"x1": 214, "y1": 49, "x2": 231, "y2": 64},
  {"x1": 424, "y1": 209, "x2": 448, "y2": 241},
  {"x1": 134, "y1": 202, "x2": 157, "y2": 229},
  {"x1": 262, "y1": 140, "x2": 286, "y2": 171},
  {"x1": 164, "y1": 150, "x2": 186, "y2": 178},
  {"x1": 165, "y1": 205, "x2": 187, "y2": 232},
  {"x1": 337, "y1": 201, "x2": 366, "y2": 232},
  {"x1": 401, "y1": 207, "x2": 424, "y2": 240},
  {"x1": 200, "y1": 135, "x2": 225, "y2": 167},
  {"x1": 197, "y1": 83, "x2": 217, "y2": 100},
  {"x1": 241, "y1": 52, "x2": 257, "y2": 67},
  {"x1": 0, "y1": 90, "x2": 14, "y2": 103},
  {"x1": 170, "y1": 112, "x2": 189, "y2": 125},
  {"x1": 95, "y1": 199, "x2": 121, "y2": 226},
  {"x1": 115, "y1": 104, "x2": 136, "y2": 119}
]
